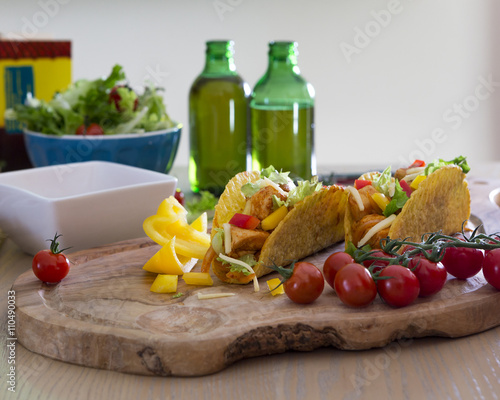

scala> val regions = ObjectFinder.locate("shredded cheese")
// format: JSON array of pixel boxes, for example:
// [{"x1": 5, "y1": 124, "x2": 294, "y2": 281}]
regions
[
  {"x1": 197, "y1": 292, "x2": 236, "y2": 300},
  {"x1": 218, "y1": 254, "x2": 260, "y2": 292},
  {"x1": 223, "y1": 223, "x2": 231, "y2": 255},
  {"x1": 262, "y1": 177, "x2": 288, "y2": 198},
  {"x1": 406, "y1": 167, "x2": 425, "y2": 175},
  {"x1": 402, "y1": 172, "x2": 423, "y2": 183},
  {"x1": 346, "y1": 186, "x2": 364, "y2": 211},
  {"x1": 387, "y1": 181, "x2": 396, "y2": 197},
  {"x1": 358, "y1": 214, "x2": 397, "y2": 247}
]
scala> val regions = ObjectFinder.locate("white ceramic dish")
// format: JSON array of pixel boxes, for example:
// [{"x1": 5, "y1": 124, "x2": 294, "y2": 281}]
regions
[{"x1": 0, "y1": 161, "x2": 177, "y2": 255}]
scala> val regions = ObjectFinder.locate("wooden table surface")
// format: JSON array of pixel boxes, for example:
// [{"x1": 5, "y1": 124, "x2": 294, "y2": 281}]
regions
[{"x1": 1, "y1": 164, "x2": 500, "y2": 400}]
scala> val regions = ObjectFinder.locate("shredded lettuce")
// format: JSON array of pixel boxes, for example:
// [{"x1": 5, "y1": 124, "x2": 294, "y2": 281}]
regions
[
  {"x1": 383, "y1": 180, "x2": 409, "y2": 217},
  {"x1": 424, "y1": 156, "x2": 470, "y2": 175},
  {"x1": 241, "y1": 166, "x2": 292, "y2": 197},
  {"x1": 372, "y1": 166, "x2": 392, "y2": 197},
  {"x1": 241, "y1": 180, "x2": 266, "y2": 197},
  {"x1": 260, "y1": 165, "x2": 291, "y2": 185},
  {"x1": 283, "y1": 177, "x2": 322, "y2": 207},
  {"x1": 211, "y1": 228, "x2": 225, "y2": 255},
  {"x1": 217, "y1": 254, "x2": 257, "y2": 276}
]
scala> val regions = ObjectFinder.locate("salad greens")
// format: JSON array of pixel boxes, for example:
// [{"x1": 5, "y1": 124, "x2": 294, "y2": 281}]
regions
[{"x1": 4, "y1": 64, "x2": 174, "y2": 136}]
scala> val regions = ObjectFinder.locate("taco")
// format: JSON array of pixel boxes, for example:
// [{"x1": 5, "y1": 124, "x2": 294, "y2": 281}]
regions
[
  {"x1": 344, "y1": 156, "x2": 471, "y2": 249},
  {"x1": 201, "y1": 166, "x2": 347, "y2": 285}
]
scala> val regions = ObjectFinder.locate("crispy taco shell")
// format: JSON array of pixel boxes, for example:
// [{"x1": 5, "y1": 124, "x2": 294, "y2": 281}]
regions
[
  {"x1": 345, "y1": 165, "x2": 470, "y2": 248},
  {"x1": 206, "y1": 171, "x2": 347, "y2": 284}
]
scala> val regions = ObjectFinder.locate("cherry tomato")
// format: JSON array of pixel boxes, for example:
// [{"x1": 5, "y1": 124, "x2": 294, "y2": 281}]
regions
[
  {"x1": 334, "y1": 263, "x2": 377, "y2": 307},
  {"x1": 408, "y1": 256, "x2": 447, "y2": 297},
  {"x1": 362, "y1": 250, "x2": 393, "y2": 273},
  {"x1": 283, "y1": 262, "x2": 324, "y2": 304},
  {"x1": 32, "y1": 233, "x2": 70, "y2": 284},
  {"x1": 75, "y1": 123, "x2": 104, "y2": 136},
  {"x1": 482, "y1": 248, "x2": 500, "y2": 290},
  {"x1": 174, "y1": 188, "x2": 185, "y2": 206},
  {"x1": 441, "y1": 246, "x2": 484, "y2": 280},
  {"x1": 377, "y1": 265, "x2": 420, "y2": 307},
  {"x1": 323, "y1": 252, "x2": 354, "y2": 289}
]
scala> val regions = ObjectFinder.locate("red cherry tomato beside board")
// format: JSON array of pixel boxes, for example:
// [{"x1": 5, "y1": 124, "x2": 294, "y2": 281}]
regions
[{"x1": 32, "y1": 233, "x2": 70, "y2": 284}]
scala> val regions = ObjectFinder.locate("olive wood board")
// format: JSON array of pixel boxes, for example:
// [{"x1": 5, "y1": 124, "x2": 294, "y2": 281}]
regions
[{"x1": 12, "y1": 178, "x2": 500, "y2": 377}]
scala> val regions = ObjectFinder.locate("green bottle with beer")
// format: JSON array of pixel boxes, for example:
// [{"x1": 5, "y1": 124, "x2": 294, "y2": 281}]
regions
[
  {"x1": 189, "y1": 40, "x2": 250, "y2": 195},
  {"x1": 250, "y1": 41, "x2": 315, "y2": 181}
]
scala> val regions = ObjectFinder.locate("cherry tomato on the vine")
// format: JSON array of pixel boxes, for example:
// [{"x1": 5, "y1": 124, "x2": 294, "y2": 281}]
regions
[
  {"x1": 441, "y1": 246, "x2": 484, "y2": 280},
  {"x1": 334, "y1": 263, "x2": 377, "y2": 307},
  {"x1": 408, "y1": 256, "x2": 447, "y2": 297},
  {"x1": 323, "y1": 252, "x2": 354, "y2": 289},
  {"x1": 362, "y1": 250, "x2": 393, "y2": 273},
  {"x1": 482, "y1": 248, "x2": 500, "y2": 290},
  {"x1": 32, "y1": 233, "x2": 70, "y2": 284},
  {"x1": 282, "y1": 262, "x2": 325, "y2": 304},
  {"x1": 377, "y1": 265, "x2": 420, "y2": 307}
]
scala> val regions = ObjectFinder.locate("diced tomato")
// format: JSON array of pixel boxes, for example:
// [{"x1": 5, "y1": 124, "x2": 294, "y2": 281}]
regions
[
  {"x1": 408, "y1": 159, "x2": 425, "y2": 168},
  {"x1": 400, "y1": 180, "x2": 413, "y2": 197},
  {"x1": 354, "y1": 179, "x2": 372, "y2": 190},
  {"x1": 229, "y1": 213, "x2": 260, "y2": 229},
  {"x1": 75, "y1": 123, "x2": 104, "y2": 136}
]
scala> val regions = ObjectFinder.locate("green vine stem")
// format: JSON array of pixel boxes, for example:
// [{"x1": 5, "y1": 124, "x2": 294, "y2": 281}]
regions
[{"x1": 348, "y1": 221, "x2": 500, "y2": 268}]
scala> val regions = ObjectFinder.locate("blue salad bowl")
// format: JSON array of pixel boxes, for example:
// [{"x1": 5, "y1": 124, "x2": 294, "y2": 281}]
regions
[{"x1": 23, "y1": 123, "x2": 182, "y2": 173}]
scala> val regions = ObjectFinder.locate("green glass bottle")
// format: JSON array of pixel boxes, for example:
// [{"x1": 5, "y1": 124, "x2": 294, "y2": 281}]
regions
[
  {"x1": 189, "y1": 40, "x2": 250, "y2": 195},
  {"x1": 250, "y1": 41, "x2": 316, "y2": 181}
]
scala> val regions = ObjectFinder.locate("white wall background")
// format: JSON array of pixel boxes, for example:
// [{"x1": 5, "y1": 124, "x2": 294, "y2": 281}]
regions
[{"x1": 2, "y1": 0, "x2": 500, "y2": 172}]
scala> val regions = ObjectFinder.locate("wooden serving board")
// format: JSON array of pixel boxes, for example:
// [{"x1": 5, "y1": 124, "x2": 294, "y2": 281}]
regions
[{"x1": 13, "y1": 178, "x2": 500, "y2": 377}]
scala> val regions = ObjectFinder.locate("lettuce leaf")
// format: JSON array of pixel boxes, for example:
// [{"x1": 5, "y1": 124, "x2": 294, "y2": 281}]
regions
[
  {"x1": 284, "y1": 177, "x2": 322, "y2": 207},
  {"x1": 383, "y1": 180, "x2": 409, "y2": 217},
  {"x1": 211, "y1": 228, "x2": 225, "y2": 255},
  {"x1": 260, "y1": 165, "x2": 291, "y2": 185},
  {"x1": 372, "y1": 166, "x2": 392, "y2": 197}
]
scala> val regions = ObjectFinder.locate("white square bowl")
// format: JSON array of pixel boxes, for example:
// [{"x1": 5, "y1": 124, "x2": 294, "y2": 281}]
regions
[{"x1": 0, "y1": 161, "x2": 177, "y2": 255}]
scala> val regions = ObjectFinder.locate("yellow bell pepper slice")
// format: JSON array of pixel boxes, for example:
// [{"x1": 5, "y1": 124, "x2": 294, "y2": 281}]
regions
[
  {"x1": 143, "y1": 237, "x2": 189, "y2": 275},
  {"x1": 190, "y1": 212, "x2": 208, "y2": 233},
  {"x1": 267, "y1": 278, "x2": 284, "y2": 296},
  {"x1": 150, "y1": 274, "x2": 178, "y2": 293},
  {"x1": 182, "y1": 272, "x2": 213, "y2": 286},
  {"x1": 156, "y1": 196, "x2": 187, "y2": 219},
  {"x1": 143, "y1": 214, "x2": 179, "y2": 245},
  {"x1": 371, "y1": 192, "x2": 390, "y2": 212},
  {"x1": 166, "y1": 219, "x2": 210, "y2": 246},
  {"x1": 411, "y1": 175, "x2": 426, "y2": 190},
  {"x1": 261, "y1": 205, "x2": 288, "y2": 231},
  {"x1": 143, "y1": 215, "x2": 209, "y2": 258}
]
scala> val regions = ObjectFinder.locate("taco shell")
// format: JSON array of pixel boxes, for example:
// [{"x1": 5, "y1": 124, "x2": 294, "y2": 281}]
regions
[
  {"x1": 345, "y1": 165, "x2": 470, "y2": 248},
  {"x1": 206, "y1": 171, "x2": 348, "y2": 284}
]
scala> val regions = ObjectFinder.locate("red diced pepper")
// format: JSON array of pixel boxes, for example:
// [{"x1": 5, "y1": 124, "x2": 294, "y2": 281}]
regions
[
  {"x1": 228, "y1": 213, "x2": 260, "y2": 229},
  {"x1": 354, "y1": 179, "x2": 372, "y2": 190},
  {"x1": 400, "y1": 180, "x2": 413, "y2": 197},
  {"x1": 408, "y1": 159, "x2": 425, "y2": 168}
]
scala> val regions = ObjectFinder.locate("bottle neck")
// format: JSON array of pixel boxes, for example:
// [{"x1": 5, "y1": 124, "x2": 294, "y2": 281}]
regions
[
  {"x1": 202, "y1": 41, "x2": 237, "y2": 75},
  {"x1": 266, "y1": 41, "x2": 300, "y2": 76}
]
